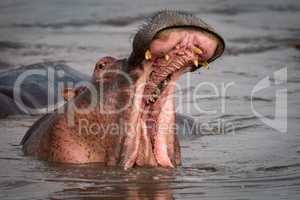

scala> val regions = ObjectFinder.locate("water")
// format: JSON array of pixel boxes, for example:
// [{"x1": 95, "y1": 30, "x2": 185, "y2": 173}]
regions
[{"x1": 1, "y1": 0, "x2": 300, "y2": 199}]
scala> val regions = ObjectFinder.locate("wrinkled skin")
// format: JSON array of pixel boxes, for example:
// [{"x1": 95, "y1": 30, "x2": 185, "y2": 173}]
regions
[{"x1": 22, "y1": 11, "x2": 224, "y2": 169}]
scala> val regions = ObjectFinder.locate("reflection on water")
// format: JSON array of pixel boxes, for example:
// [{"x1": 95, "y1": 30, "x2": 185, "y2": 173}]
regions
[
  {"x1": 1, "y1": 115, "x2": 300, "y2": 199},
  {"x1": 49, "y1": 164, "x2": 174, "y2": 200}
]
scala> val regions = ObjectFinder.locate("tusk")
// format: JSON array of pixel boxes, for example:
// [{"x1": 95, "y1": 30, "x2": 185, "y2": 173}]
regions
[
  {"x1": 193, "y1": 59, "x2": 199, "y2": 67},
  {"x1": 145, "y1": 49, "x2": 152, "y2": 61},
  {"x1": 193, "y1": 47, "x2": 203, "y2": 55},
  {"x1": 202, "y1": 61, "x2": 209, "y2": 70}
]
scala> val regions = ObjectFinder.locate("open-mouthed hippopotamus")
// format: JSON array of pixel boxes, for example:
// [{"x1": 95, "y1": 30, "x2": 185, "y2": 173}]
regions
[{"x1": 21, "y1": 10, "x2": 225, "y2": 169}]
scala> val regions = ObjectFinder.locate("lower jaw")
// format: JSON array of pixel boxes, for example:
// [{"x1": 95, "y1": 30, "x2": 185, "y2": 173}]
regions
[{"x1": 135, "y1": 75, "x2": 181, "y2": 167}]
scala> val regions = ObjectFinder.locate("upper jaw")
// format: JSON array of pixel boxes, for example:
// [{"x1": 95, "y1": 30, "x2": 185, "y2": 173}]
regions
[
  {"x1": 151, "y1": 67, "x2": 189, "y2": 109},
  {"x1": 139, "y1": 28, "x2": 219, "y2": 105},
  {"x1": 141, "y1": 60, "x2": 194, "y2": 106},
  {"x1": 142, "y1": 48, "x2": 209, "y2": 105}
]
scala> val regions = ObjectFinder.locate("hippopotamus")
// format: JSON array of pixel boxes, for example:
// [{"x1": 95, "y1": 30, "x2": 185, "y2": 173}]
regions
[
  {"x1": 0, "y1": 62, "x2": 90, "y2": 117},
  {"x1": 21, "y1": 10, "x2": 225, "y2": 169},
  {"x1": 0, "y1": 56, "x2": 115, "y2": 117}
]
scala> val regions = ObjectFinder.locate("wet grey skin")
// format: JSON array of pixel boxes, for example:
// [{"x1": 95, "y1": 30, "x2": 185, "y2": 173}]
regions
[
  {"x1": 0, "y1": 62, "x2": 90, "y2": 118},
  {"x1": 21, "y1": 10, "x2": 225, "y2": 168}
]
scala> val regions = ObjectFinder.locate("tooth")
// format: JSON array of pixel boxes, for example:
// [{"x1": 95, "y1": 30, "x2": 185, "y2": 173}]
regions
[
  {"x1": 149, "y1": 96, "x2": 155, "y2": 102},
  {"x1": 164, "y1": 54, "x2": 170, "y2": 61},
  {"x1": 153, "y1": 94, "x2": 159, "y2": 99},
  {"x1": 145, "y1": 49, "x2": 152, "y2": 61},
  {"x1": 202, "y1": 61, "x2": 209, "y2": 70},
  {"x1": 193, "y1": 47, "x2": 203, "y2": 55},
  {"x1": 193, "y1": 59, "x2": 199, "y2": 67},
  {"x1": 163, "y1": 80, "x2": 168, "y2": 86},
  {"x1": 177, "y1": 51, "x2": 185, "y2": 56},
  {"x1": 155, "y1": 87, "x2": 161, "y2": 95}
]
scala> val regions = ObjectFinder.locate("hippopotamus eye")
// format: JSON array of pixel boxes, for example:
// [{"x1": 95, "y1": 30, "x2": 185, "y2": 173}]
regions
[{"x1": 96, "y1": 63, "x2": 105, "y2": 69}]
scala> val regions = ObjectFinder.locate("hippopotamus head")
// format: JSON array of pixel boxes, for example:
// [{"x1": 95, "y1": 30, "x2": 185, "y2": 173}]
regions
[{"x1": 116, "y1": 11, "x2": 225, "y2": 169}]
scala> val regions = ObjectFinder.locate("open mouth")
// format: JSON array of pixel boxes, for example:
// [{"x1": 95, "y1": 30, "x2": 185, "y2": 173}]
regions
[
  {"x1": 142, "y1": 27, "x2": 218, "y2": 106},
  {"x1": 128, "y1": 27, "x2": 220, "y2": 168}
]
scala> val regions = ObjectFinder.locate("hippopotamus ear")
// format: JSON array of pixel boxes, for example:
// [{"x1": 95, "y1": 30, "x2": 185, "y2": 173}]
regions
[
  {"x1": 128, "y1": 10, "x2": 225, "y2": 66},
  {"x1": 94, "y1": 56, "x2": 117, "y2": 71}
]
